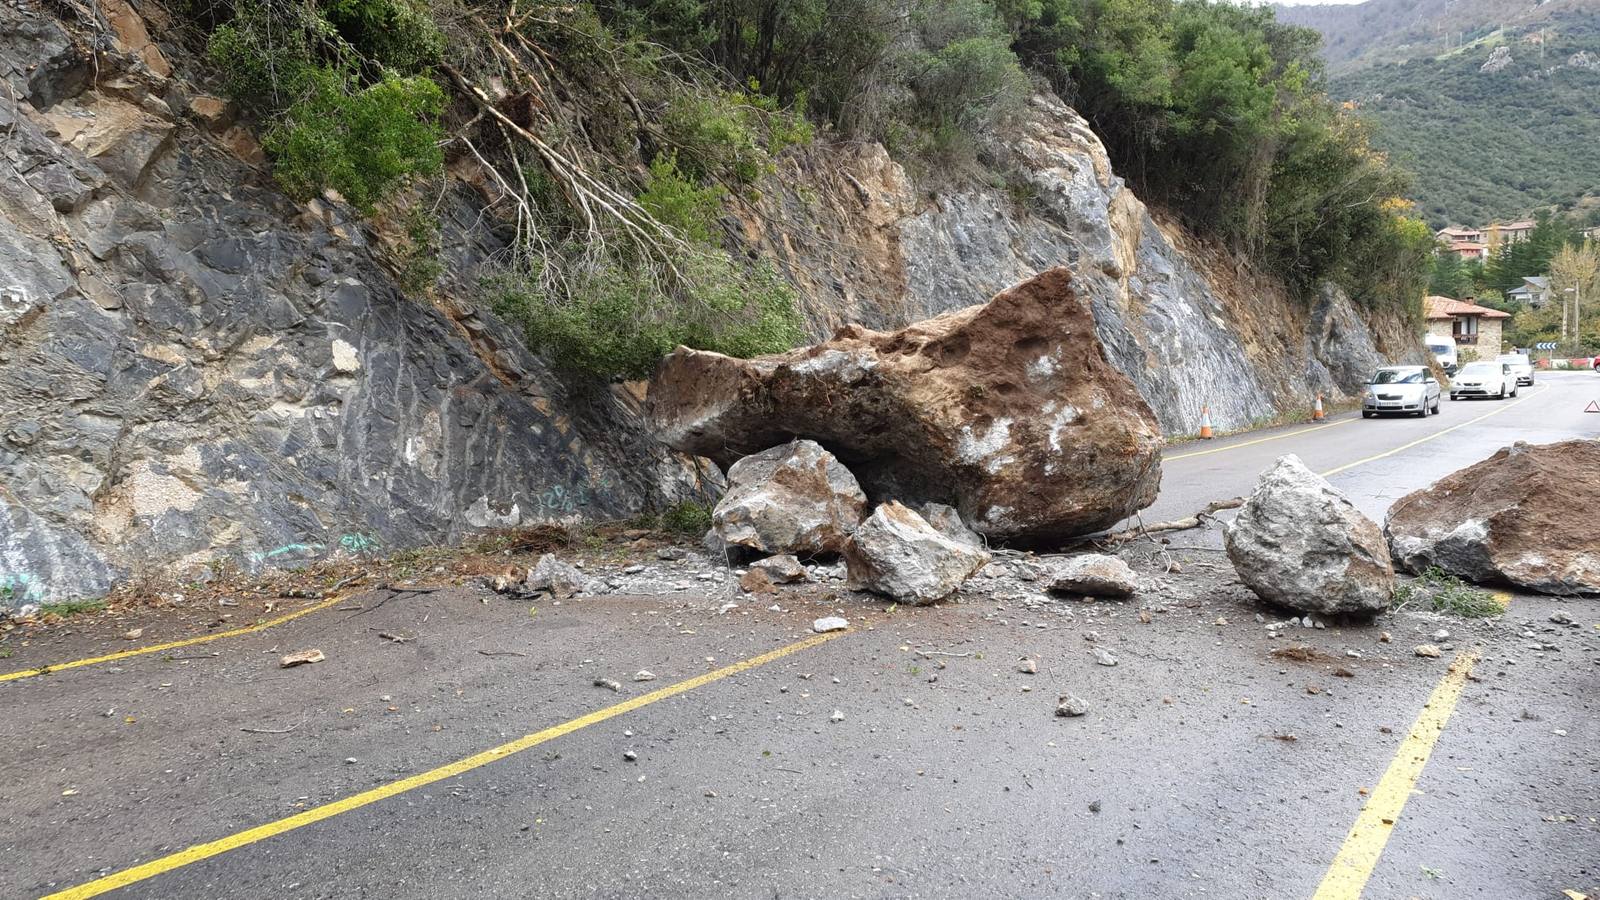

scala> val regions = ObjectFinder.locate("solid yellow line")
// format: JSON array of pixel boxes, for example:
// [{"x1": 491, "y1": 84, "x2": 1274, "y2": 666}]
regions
[
  {"x1": 0, "y1": 593, "x2": 352, "y2": 684},
  {"x1": 41, "y1": 630, "x2": 845, "y2": 900},
  {"x1": 1166, "y1": 417, "x2": 1356, "y2": 462},
  {"x1": 1319, "y1": 387, "x2": 1544, "y2": 478},
  {"x1": 1310, "y1": 646, "x2": 1485, "y2": 900}
]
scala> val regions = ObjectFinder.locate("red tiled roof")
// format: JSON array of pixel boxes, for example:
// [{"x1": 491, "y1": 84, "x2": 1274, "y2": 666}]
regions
[{"x1": 1424, "y1": 296, "x2": 1511, "y2": 320}]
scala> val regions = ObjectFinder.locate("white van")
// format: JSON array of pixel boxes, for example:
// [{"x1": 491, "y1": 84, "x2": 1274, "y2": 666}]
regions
[{"x1": 1425, "y1": 335, "x2": 1457, "y2": 374}]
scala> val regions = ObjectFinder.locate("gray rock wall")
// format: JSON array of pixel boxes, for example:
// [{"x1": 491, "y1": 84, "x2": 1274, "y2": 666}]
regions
[{"x1": 0, "y1": 5, "x2": 707, "y2": 609}]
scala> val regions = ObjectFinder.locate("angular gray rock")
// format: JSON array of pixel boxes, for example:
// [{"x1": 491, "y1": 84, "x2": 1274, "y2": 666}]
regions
[
  {"x1": 1224, "y1": 455, "x2": 1394, "y2": 615},
  {"x1": 843, "y1": 502, "x2": 991, "y2": 604},
  {"x1": 524, "y1": 554, "x2": 592, "y2": 599},
  {"x1": 919, "y1": 503, "x2": 985, "y2": 549},
  {"x1": 712, "y1": 440, "x2": 867, "y2": 556},
  {"x1": 749, "y1": 554, "x2": 808, "y2": 584},
  {"x1": 1045, "y1": 554, "x2": 1141, "y2": 598},
  {"x1": 1385, "y1": 440, "x2": 1600, "y2": 595}
]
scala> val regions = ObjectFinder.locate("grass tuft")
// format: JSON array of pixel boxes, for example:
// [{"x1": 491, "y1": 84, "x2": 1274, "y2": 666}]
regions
[{"x1": 1391, "y1": 567, "x2": 1504, "y2": 618}]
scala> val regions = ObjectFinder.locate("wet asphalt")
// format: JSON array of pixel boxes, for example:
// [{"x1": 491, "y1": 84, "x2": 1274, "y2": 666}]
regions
[{"x1": 1, "y1": 373, "x2": 1597, "y2": 900}]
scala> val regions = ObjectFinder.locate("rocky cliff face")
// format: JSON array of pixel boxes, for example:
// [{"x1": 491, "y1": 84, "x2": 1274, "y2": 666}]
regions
[
  {"x1": 0, "y1": 3, "x2": 1422, "y2": 608},
  {"x1": 0, "y1": 2, "x2": 708, "y2": 609},
  {"x1": 739, "y1": 94, "x2": 1424, "y2": 438}
]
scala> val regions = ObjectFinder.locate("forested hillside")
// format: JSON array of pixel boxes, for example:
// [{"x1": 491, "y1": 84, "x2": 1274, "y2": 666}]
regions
[
  {"x1": 1278, "y1": 0, "x2": 1600, "y2": 227},
  {"x1": 1275, "y1": 0, "x2": 1588, "y2": 74}
]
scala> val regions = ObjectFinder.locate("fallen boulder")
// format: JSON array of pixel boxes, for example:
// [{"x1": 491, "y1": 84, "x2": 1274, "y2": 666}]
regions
[
  {"x1": 1385, "y1": 440, "x2": 1600, "y2": 594},
  {"x1": 843, "y1": 501, "x2": 991, "y2": 604},
  {"x1": 648, "y1": 267, "x2": 1163, "y2": 542},
  {"x1": 1045, "y1": 554, "x2": 1141, "y2": 598},
  {"x1": 525, "y1": 554, "x2": 592, "y2": 599},
  {"x1": 711, "y1": 440, "x2": 866, "y2": 556},
  {"x1": 749, "y1": 554, "x2": 808, "y2": 583},
  {"x1": 1224, "y1": 455, "x2": 1394, "y2": 615}
]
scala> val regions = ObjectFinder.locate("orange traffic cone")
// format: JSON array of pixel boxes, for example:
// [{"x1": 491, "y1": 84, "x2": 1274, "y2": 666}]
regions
[
  {"x1": 1312, "y1": 393, "x2": 1325, "y2": 421},
  {"x1": 1199, "y1": 405, "x2": 1214, "y2": 440}
]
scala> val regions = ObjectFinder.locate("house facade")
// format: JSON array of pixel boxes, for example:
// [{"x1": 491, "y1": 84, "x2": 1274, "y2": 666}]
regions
[
  {"x1": 1506, "y1": 276, "x2": 1552, "y2": 308},
  {"x1": 1485, "y1": 220, "x2": 1536, "y2": 249},
  {"x1": 1424, "y1": 296, "x2": 1511, "y2": 359}
]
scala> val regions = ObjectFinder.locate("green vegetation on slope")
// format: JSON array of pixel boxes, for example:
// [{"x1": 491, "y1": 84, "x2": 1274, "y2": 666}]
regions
[
  {"x1": 1319, "y1": 11, "x2": 1600, "y2": 226},
  {"x1": 192, "y1": 0, "x2": 1433, "y2": 378}
]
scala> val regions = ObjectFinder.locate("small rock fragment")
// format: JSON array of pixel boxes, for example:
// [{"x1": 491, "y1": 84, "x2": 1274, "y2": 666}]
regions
[
  {"x1": 1045, "y1": 553, "x2": 1141, "y2": 599},
  {"x1": 279, "y1": 649, "x2": 325, "y2": 668},
  {"x1": 594, "y1": 678, "x2": 623, "y2": 692},
  {"x1": 1092, "y1": 647, "x2": 1118, "y2": 667},
  {"x1": 1414, "y1": 644, "x2": 1441, "y2": 658},
  {"x1": 1056, "y1": 693, "x2": 1089, "y2": 717},
  {"x1": 122, "y1": 628, "x2": 144, "y2": 640},
  {"x1": 1017, "y1": 658, "x2": 1038, "y2": 675},
  {"x1": 633, "y1": 670, "x2": 657, "y2": 682},
  {"x1": 739, "y1": 568, "x2": 777, "y2": 595},
  {"x1": 1379, "y1": 631, "x2": 1392, "y2": 643},
  {"x1": 1432, "y1": 629, "x2": 1450, "y2": 641},
  {"x1": 623, "y1": 750, "x2": 638, "y2": 761},
  {"x1": 656, "y1": 547, "x2": 688, "y2": 561},
  {"x1": 829, "y1": 710, "x2": 845, "y2": 723},
  {"x1": 1137, "y1": 609, "x2": 1152, "y2": 624},
  {"x1": 812, "y1": 616, "x2": 850, "y2": 634},
  {"x1": 1550, "y1": 611, "x2": 1572, "y2": 625}
]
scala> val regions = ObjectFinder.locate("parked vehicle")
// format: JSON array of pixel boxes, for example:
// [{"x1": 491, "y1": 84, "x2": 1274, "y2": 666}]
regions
[
  {"x1": 1450, "y1": 360, "x2": 1517, "y2": 400},
  {"x1": 1496, "y1": 352, "x2": 1535, "y2": 386},
  {"x1": 1425, "y1": 336, "x2": 1458, "y2": 374},
  {"x1": 1362, "y1": 365, "x2": 1441, "y2": 418}
]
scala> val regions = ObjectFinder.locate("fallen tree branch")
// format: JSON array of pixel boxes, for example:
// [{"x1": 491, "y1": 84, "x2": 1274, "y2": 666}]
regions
[{"x1": 1104, "y1": 497, "x2": 1244, "y2": 543}]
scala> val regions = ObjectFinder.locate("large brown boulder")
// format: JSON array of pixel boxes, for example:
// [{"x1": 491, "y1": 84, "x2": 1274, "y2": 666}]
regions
[
  {"x1": 647, "y1": 268, "x2": 1163, "y2": 542},
  {"x1": 1385, "y1": 440, "x2": 1600, "y2": 594}
]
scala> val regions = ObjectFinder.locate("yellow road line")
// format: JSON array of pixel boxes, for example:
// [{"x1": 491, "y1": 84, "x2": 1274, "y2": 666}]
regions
[
  {"x1": 41, "y1": 630, "x2": 845, "y2": 900},
  {"x1": 0, "y1": 593, "x2": 352, "y2": 684},
  {"x1": 1311, "y1": 645, "x2": 1487, "y2": 900},
  {"x1": 1319, "y1": 388, "x2": 1544, "y2": 479},
  {"x1": 1166, "y1": 417, "x2": 1356, "y2": 462}
]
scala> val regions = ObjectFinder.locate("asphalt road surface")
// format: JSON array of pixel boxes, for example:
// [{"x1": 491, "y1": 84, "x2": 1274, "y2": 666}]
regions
[{"x1": 3, "y1": 373, "x2": 1597, "y2": 900}]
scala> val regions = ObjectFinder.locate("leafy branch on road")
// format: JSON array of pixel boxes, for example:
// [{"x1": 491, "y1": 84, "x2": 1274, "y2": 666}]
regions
[{"x1": 1390, "y1": 567, "x2": 1503, "y2": 618}]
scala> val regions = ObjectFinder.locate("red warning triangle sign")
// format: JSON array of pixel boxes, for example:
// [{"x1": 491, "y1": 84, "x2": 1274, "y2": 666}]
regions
[{"x1": 1587, "y1": 400, "x2": 1600, "y2": 413}]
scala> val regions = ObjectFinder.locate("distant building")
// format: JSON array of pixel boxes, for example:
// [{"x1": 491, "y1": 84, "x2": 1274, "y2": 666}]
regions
[
  {"x1": 1436, "y1": 225, "x2": 1487, "y2": 260},
  {"x1": 1505, "y1": 276, "x2": 1552, "y2": 308},
  {"x1": 1424, "y1": 295, "x2": 1511, "y2": 358},
  {"x1": 1484, "y1": 220, "x2": 1536, "y2": 249},
  {"x1": 1436, "y1": 226, "x2": 1483, "y2": 244}
]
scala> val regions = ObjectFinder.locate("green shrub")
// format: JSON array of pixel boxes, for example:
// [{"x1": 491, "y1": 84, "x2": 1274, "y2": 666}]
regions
[
  {"x1": 658, "y1": 501, "x2": 713, "y2": 535},
  {"x1": 201, "y1": 0, "x2": 445, "y2": 211},
  {"x1": 493, "y1": 245, "x2": 804, "y2": 380},
  {"x1": 264, "y1": 68, "x2": 444, "y2": 211}
]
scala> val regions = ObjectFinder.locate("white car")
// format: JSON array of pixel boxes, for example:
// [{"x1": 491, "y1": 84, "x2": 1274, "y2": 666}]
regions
[
  {"x1": 1496, "y1": 352, "x2": 1534, "y2": 386},
  {"x1": 1425, "y1": 336, "x2": 1458, "y2": 375},
  {"x1": 1362, "y1": 365, "x2": 1441, "y2": 417},
  {"x1": 1450, "y1": 360, "x2": 1518, "y2": 400}
]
